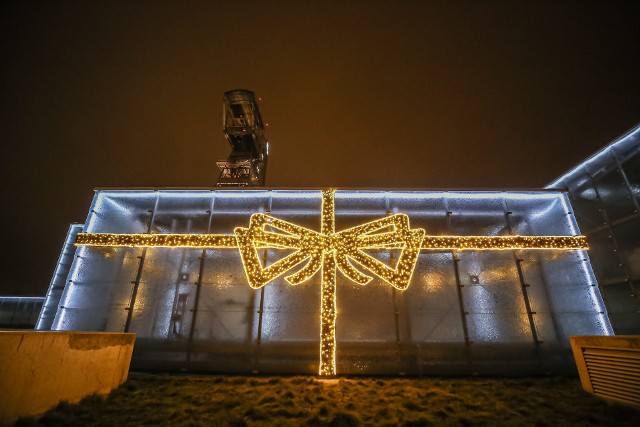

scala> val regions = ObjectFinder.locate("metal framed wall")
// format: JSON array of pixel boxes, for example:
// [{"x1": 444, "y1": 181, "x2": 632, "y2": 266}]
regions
[
  {"x1": 46, "y1": 189, "x2": 611, "y2": 375},
  {"x1": 548, "y1": 124, "x2": 640, "y2": 335}
]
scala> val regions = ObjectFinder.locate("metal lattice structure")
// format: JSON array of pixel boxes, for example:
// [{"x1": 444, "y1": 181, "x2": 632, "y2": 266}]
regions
[{"x1": 216, "y1": 90, "x2": 268, "y2": 187}]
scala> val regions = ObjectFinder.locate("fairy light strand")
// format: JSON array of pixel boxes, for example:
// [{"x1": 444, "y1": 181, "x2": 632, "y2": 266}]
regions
[{"x1": 75, "y1": 233, "x2": 588, "y2": 251}]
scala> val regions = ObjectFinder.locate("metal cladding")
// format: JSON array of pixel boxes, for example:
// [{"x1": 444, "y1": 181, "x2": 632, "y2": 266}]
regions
[
  {"x1": 41, "y1": 189, "x2": 612, "y2": 376},
  {"x1": 547, "y1": 123, "x2": 640, "y2": 335},
  {"x1": 36, "y1": 224, "x2": 84, "y2": 330},
  {"x1": 216, "y1": 90, "x2": 268, "y2": 187}
]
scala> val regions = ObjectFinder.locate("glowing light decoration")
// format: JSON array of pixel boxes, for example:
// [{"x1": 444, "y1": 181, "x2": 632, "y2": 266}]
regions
[
  {"x1": 75, "y1": 232, "x2": 588, "y2": 251},
  {"x1": 234, "y1": 190, "x2": 425, "y2": 375},
  {"x1": 75, "y1": 190, "x2": 589, "y2": 376}
]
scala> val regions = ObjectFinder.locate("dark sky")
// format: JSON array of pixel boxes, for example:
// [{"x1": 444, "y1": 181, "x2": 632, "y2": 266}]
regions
[{"x1": 1, "y1": 1, "x2": 639, "y2": 296}]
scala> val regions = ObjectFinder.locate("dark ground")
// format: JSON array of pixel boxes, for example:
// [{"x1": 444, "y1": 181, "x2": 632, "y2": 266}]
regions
[{"x1": 15, "y1": 374, "x2": 640, "y2": 426}]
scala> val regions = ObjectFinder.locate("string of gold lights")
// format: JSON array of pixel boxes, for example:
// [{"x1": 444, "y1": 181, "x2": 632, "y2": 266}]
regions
[
  {"x1": 75, "y1": 233, "x2": 588, "y2": 251},
  {"x1": 319, "y1": 190, "x2": 336, "y2": 376}
]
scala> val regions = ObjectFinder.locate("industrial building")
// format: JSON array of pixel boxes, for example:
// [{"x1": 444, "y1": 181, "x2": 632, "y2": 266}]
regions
[{"x1": 33, "y1": 91, "x2": 639, "y2": 376}]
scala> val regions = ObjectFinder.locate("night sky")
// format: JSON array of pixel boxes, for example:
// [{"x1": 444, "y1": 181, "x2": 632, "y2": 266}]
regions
[{"x1": 1, "y1": 1, "x2": 639, "y2": 296}]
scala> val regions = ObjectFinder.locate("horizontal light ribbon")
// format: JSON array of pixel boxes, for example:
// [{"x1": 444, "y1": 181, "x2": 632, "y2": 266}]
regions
[{"x1": 75, "y1": 232, "x2": 588, "y2": 251}]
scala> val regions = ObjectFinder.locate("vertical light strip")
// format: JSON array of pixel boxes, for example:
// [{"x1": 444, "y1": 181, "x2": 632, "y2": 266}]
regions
[{"x1": 319, "y1": 189, "x2": 337, "y2": 376}]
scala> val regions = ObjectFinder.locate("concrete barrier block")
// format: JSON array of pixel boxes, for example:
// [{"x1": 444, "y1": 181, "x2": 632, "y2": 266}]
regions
[{"x1": 0, "y1": 331, "x2": 135, "y2": 425}]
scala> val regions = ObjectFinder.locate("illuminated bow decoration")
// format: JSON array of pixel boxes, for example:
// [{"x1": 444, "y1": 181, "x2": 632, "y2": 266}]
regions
[
  {"x1": 234, "y1": 213, "x2": 426, "y2": 290},
  {"x1": 73, "y1": 188, "x2": 588, "y2": 376}
]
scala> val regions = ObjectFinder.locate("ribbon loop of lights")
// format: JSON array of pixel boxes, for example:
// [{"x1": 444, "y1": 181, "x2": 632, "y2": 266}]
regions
[{"x1": 75, "y1": 190, "x2": 588, "y2": 376}]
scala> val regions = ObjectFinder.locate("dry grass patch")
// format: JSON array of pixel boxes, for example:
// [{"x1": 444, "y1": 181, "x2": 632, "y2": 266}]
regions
[{"x1": 16, "y1": 374, "x2": 640, "y2": 426}]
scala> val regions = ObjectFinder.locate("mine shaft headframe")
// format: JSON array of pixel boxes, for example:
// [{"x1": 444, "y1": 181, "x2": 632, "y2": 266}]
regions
[{"x1": 216, "y1": 89, "x2": 269, "y2": 187}]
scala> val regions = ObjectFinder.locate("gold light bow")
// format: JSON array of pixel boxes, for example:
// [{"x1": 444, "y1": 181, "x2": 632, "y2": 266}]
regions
[
  {"x1": 74, "y1": 189, "x2": 588, "y2": 376},
  {"x1": 233, "y1": 191, "x2": 425, "y2": 375},
  {"x1": 234, "y1": 212, "x2": 425, "y2": 290}
]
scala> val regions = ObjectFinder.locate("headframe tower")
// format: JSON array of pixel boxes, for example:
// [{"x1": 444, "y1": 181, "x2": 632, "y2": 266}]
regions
[{"x1": 216, "y1": 90, "x2": 268, "y2": 186}]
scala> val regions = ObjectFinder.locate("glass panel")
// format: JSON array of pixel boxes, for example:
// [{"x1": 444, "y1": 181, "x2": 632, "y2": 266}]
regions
[
  {"x1": 619, "y1": 149, "x2": 640, "y2": 203},
  {"x1": 86, "y1": 191, "x2": 157, "y2": 233},
  {"x1": 388, "y1": 193, "x2": 449, "y2": 235},
  {"x1": 602, "y1": 282, "x2": 637, "y2": 314},
  {"x1": 612, "y1": 218, "x2": 640, "y2": 279},
  {"x1": 466, "y1": 313, "x2": 532, "y2": 343},
  {"x1": 0, "y1": 298, "x2": 43, "y2": 328},
  {"x1": 455, "y1": 251, "x2": 532, "y2": 343},
  {"x1": 261, "y1": 277, "x2": 320, "y2": 342},
  {"x1": 398, "y1": 253, "x2": 465, "y2": 343},
  {"x1": 152, "y1": 191, "x2": 213, "y2": 234},
  {"x1": 196, "y1": 250, "x2": 257, "y2": 342},
  {"x1": 611, "y1": 129, "x2": 640, "y2": 161},
  {"x1": 567, "y1": 183, "x2": 604, "y2": 233},
  {"x1": 588, "y1": 229, "x2": 626, "y2": 281},
  {"x1": 270, "y1": 190, "x2": 323, "y2": 230},
  {"x1": 335, "y1": 191, "x2": 387, "y2": 230},
  {"x1": 506, "y1": 194, "x2": 574, "y2": 236},
  {"x1": 583, "y1": 148, "x2": 615, "y2": 177},
  {"x1": 129, "y1": 248, "x2": 201, "y2": 339},
  {"x1": 554, "y1": 312, "x2": 610, "y2": 338},
  {"x1": 53, "y1": 246, "x2": 141, "y2": 331},
  {"x1": 591, "y1": 168, "x2": 636, "y2": 222},
  {"x1": 210, "y1": 190, "x2": 269, "y2": 233},
  {"x1": 447, "y1": 194, "x2": 508, "y2": 235},
  {"x1": 54, "y1": 306, "x2": 127, "y2": 332}
]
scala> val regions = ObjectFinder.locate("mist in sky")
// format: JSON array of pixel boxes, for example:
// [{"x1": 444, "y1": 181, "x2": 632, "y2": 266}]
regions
[{"x1": 1, "y1": 1, "x2": 639, "y2": 295}]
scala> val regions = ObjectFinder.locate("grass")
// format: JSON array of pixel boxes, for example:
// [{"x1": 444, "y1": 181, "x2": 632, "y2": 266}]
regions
[{"x1": 16, "y1": 374, "x2": 640, "y2": 426}]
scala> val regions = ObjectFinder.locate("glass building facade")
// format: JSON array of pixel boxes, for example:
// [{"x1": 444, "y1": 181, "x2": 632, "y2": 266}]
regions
[
  {"x1": 548, "y1": 123, "x2": 640, "y2": 335},
  {"x1": 38, "y1": 189, "x2": 611, "y2": 376},
  {"x1": 0, "y1": 297, "x2": 44, "y2": 329}
]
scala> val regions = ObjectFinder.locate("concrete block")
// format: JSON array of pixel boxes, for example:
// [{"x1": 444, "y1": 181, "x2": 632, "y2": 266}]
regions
[{"x1": 0, "y1": 331, "x2": 135, "y2": 425}]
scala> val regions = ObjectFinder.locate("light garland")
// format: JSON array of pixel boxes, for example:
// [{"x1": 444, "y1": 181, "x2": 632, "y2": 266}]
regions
[
  {"x1": 75, "y1": 190, "x2": 588, "y2": 376},
  {"x1": 75, "y1": 233, "x2": 588, "y2": 251},
  {"x1": 419, "y1": 235, "x2": 588, "y2": 250},
  {"x1": 74, "y1": 233, "x2": 238, "y2": 248}
]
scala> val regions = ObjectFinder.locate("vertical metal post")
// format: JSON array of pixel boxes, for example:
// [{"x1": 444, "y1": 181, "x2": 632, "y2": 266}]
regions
[
  {"x1": 253, "y1": 196, "x2": 271, "y2": 373},
  {"x1": 387, "y1": 202, "x2": 404, "y2": 374},
  {"x1": 445, "y1": 201, "x2": 474, "y2": 375},
  {"x1": 124, "y1": 193, "x2": 160, "y2": 333},
  {"x1": 513, "y1": 255, "x2": 541, "y2": 344},
  {"x1": 502, "y1": 198, "x2": 541, "y2": 346},
  {"x1": 186, "y1": 192, "x2": 215, "y2": 369},
  {"x1": 254, "y1": 286, "x2": 265, "y2": 373}
]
